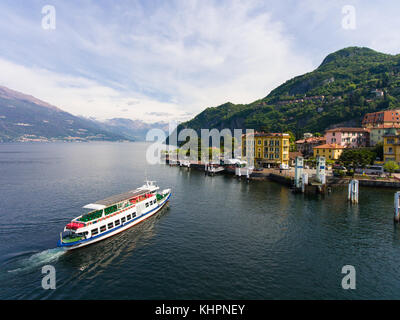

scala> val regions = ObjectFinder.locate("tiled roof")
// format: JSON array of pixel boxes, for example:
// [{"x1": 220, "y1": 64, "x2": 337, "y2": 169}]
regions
[
  {"x1": 243, "y1": 132, "x2": 290, "y2": 137},
  {"x1": 295, "y1": 137, "x2": 326, "y2": 144},
  {"x1": 326, "y1": 127, "x2": 369, "y2": 133},
  {"x1": 314, "y1": 143, "x2": 345, "y2": 149}
]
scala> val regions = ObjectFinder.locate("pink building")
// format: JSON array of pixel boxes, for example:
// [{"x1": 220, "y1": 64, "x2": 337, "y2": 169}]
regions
[{"x1": 325, "y1": 127, "x2": 370, "y2": 148}]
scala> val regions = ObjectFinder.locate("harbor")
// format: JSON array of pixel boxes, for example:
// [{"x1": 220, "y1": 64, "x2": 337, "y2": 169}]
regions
[
  {"x1": 165, "y1": 154, "x2": 400, "y2": 189},
  {"x1": 165, "y1": 152, "x2": 400, "y2": 223},
  {"x1": 2, "y1": 142, "x2": 400, "y2": 300}
]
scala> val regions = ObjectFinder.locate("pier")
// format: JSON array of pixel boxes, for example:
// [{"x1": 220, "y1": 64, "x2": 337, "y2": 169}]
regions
[{"x1": 164, "y1": 155, "x2": 400, "y2": 190}]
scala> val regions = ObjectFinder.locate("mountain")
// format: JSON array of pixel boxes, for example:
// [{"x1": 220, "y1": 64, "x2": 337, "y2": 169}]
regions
[
  {"x1": 178, "y1": 47, "x2": 400, "y2": 139},
  {"x1": 99, "y1": 118, "x2": 169, "y2": 141},
  {"x1": 0, "y1": 86, "x2": 133, "y2": 142}
]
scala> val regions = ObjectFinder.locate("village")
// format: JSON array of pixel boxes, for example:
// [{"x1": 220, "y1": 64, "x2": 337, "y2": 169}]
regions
[{"x1": 164, "y1": 108, "x2": 400, "y2": 196}]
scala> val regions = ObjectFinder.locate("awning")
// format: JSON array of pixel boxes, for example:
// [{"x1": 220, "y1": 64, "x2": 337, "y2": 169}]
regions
[
  {"x1": 66, "y1": 222, "x2": 85, "y2": 230},
  {"x1": 83, "y1": 203, "x2": 107, "y2": 210}
]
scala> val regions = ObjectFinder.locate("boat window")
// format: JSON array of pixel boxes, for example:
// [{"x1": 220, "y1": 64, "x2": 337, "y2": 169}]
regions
[
  {"x1": 132, "y1": 213, "x2": 136, "y2": 218},
  {"x1": 115, "y1": 220, "x2": 120, "y2": 226},
  {"x1": 91, "y1": 228, "x2": 98, "y2": 236},
  {"x1": 121, "y1": 217, "x2": 126, "y2": 224},
  {"x1": 100, "y1": 225, "x2": 106, "y2": 232},
  {"x1": 145, "y1": 203, "x2": 149, "y2": 208},
  {"x1": 108, "y1": 222, "x2": 114, "y2": 229},
  {"x1": 127, "y1": 214, "x2": 132, "y2": 220}
]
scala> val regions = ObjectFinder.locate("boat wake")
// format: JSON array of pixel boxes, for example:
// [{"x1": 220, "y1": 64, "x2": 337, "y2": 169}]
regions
[{"x1": 6, "y1": 248, "x2": 66, "y2": 274}]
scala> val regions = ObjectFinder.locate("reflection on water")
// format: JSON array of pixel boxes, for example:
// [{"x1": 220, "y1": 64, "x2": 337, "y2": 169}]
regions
[
  {"x1": 62, "y1": 206, "x2": 170, "y2": 276},
  {"x1": 1, "y1": 143, "x2": 400, "y2": 299}
]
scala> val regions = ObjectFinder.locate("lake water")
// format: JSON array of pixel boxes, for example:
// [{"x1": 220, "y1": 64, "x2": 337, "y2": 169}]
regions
[{"x1": 1, "y1": 142, "x2": 400, "y2": 299}]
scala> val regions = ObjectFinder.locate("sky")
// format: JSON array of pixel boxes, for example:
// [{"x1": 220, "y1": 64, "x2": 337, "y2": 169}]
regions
[{"x1": 0, "y1": 0, "x2": 400, "y2": 123}]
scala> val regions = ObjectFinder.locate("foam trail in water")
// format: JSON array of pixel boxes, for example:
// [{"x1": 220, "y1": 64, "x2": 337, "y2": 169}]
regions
[{"x1": 7, "y1": 248, "x2": 66, "y2": 273}]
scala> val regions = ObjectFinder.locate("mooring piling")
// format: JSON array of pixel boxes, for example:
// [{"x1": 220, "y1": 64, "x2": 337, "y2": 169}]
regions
[
  {"x1": 394, "y1": 192, "x2": 400, "y2": 222},
  {"x1": 348, "y1": 180, "x2": 359, "y2": 204},
  {"x1": 294, "y1": 156, "x2": 303, "y2": 189},
  {"x1": 301, "y1": 172, "x2": 308, "y2": 193},
  {"x1": 316, "y1": 156, "x2": 326, "y2": 185}
]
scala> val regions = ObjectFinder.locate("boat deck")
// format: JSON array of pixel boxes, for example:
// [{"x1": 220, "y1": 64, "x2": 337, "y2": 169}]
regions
[{"x1": 94, "y1": 189, "x2": 151, "y2": 207}]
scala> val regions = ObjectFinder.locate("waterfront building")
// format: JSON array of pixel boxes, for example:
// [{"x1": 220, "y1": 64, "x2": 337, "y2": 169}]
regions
[
  {"x1": 324, "y1": 127, "x2": 370, "y2": 148},
  {"x1": 383, "y1": 134, "x2": 400, "y2": 163},
  {"x1": 295, "y1": 136, "x2": 326, "y2": 157},
  {"x1": 242, "y1": 132, "x2": 290, "y2": 167},
  {"x1": 313, "y1": 144, "x2": 345, "y2": 160},
  {"x1": 369, "y1": 125, "x2": 400, "y2": 146},
  {"x1": 362, "y1": 109, "x2": 400, "y2": 128}
]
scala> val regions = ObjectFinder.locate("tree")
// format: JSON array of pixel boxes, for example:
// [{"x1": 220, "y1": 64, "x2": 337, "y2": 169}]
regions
[
  {"x1": 384, "y1": 161, "x2": 399, "y2": 177},
  {"x1": 339, "y1": 148, "x2": 376, "y2": 168},
  {"x1": 372, "y1": 142, "x2": 383, "y2": 161}
]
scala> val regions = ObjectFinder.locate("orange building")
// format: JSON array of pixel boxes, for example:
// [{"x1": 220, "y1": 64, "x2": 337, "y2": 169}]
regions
[{"x1": 362, "y1": 109, "x2": 400, "y2": 128}]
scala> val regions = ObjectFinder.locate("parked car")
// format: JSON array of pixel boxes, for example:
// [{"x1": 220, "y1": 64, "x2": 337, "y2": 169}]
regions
[
  {"x1": 333, "y1": 165, "x2": 346, "y2": 171},
  {"x1": 355, "y1": 165, "x2": 384, "y2": 175},
  {"x1": 279, "y1": 163, "x2": 290, "y2": 170}
]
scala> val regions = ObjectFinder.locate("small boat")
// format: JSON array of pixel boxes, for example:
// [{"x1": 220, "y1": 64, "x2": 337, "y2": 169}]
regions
[{"x1": 57, "y1": 181, "x2": 171, "y2": 250}]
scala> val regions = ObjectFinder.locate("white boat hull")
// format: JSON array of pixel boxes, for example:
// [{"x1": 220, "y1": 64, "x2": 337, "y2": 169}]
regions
[{"x1": 59, "y1": 192, "x2": 171, "y2": 251}]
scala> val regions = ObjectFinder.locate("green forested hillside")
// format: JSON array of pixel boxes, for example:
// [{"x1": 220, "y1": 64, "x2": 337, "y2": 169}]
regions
[{"x1": 179, "y1": 47, "x2": 400, "y2": 138}]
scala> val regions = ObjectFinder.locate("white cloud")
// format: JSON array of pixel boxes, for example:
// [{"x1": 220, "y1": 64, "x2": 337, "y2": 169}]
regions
[
  {"x1": 0, "y1": 57, "x2": 186, "y2": 122},
  {"x1": 0, "y1": 0, "x2": 315, "y2": 122}
]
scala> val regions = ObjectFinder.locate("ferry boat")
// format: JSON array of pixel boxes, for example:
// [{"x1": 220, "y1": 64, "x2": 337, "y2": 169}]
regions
[{"x1": 57, "y1": 181, "x2": 171, "y2": 250}]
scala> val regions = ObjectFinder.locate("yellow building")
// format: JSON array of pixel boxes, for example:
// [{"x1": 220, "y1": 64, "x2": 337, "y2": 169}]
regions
[
  {"x1": 383, "y1": 134, "x2": 400, "y2": 163},
  {"x1": 242, "y1": 132, "x2": 290, "y2": 167},
  {"x1": 313, "y1": 144, "x2": 345, "y2": 160}
]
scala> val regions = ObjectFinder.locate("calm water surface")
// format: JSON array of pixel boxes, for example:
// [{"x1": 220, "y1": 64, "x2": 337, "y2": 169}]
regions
[{"x1": 1, "y1": 142, "x2": 400, "y2": 299}]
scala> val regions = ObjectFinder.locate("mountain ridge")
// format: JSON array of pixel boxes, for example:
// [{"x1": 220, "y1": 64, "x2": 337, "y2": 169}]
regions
[
  {"x1": 178, "y1": 46, "x2": 400, "y2": 138},
  {"x1": 0, "y1": 86, "x2": 165, "y2": 142}
]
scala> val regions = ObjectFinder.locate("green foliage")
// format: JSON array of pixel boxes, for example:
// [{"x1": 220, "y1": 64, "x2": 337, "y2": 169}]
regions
[
  {"x1": 179, "y1": 47, "x2": 400, "y2": 139},
  {"x1": 384, "y1": 161, "x2": 399, "y2": 175},
  {"x1": 339, "y1": 148, "x2": 376, "y2": 167},
  {"x1": 372, "y1": 142, "x2": 384, "y2": 161}
]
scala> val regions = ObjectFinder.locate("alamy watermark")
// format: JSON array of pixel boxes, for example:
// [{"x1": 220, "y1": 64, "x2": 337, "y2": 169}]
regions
[
  {"x1": 342, "y1": 5, "x2": 356, "y2": 30},
  {"x1": 41, "y1": 265, "x2": 56, "y2": 290},
  {"x1": 42, "y1": 5, "x2": 56, "y2": 30},
  {"x1": 145, "y1": 122, "x2": 255, "y2": 167},
  {"x1": 341, "y1": 265, "x2": 356, "y2": 290}
]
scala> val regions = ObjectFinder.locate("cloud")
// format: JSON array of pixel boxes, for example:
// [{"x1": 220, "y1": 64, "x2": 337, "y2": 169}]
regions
[
  {"x1": 0, "y1": 57, "x2": 186, "y2": 122},
  {"x1": 5, "y1": 0, "x2": 400, "y2": 124}
]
